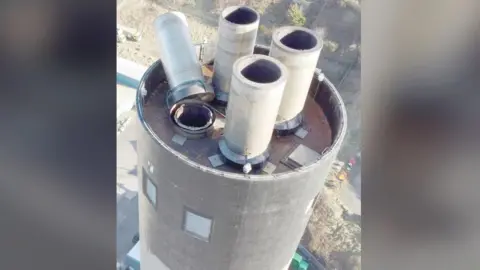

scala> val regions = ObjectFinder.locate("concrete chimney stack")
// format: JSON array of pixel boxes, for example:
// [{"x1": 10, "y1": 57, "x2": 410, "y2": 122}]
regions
[
  {"x1": 137, "y1": 24, "x2": 346, "y2": 268},
  {"x1": 219, "y1": 54, "x2": 288, "y2": 170},
  {"x1": 212, "y1": 6, "x2": 260, "y2": 105},
  {"x1": 269, "y1": 26, "x2": 323, "y2": 133}
]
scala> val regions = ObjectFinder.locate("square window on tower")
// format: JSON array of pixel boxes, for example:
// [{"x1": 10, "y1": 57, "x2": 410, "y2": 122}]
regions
[
  {"x1": 143, "y1": 168, "x2": 157, "y2": 207},
  {"x1": 183, "y1": 208, "x2": 213, "y2": 242}
]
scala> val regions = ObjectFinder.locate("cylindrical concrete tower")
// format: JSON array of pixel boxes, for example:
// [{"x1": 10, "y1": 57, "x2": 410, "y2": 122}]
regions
[
  {"x1": 136, "y1": 44, "x2": 346, "y2": 270},
  {"x1": 269, "y1": 26, "x2": 323, "y2": 134},
  {"x1": 212, "y1": 6, "x2": 260, "y2": 104}
]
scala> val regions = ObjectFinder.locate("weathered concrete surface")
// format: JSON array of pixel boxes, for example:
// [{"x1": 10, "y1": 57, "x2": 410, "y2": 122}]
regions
[{"x1": 136, "y1": 68, "x2": 346, "y2": 270}]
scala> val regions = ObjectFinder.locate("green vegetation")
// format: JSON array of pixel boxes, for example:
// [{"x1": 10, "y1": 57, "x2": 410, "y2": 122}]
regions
[
  {"x1": 323, "y1": 39, "x2": 339, "y2": 52},
  {"x1": 288, "y1": 4, "x2": 306, "y2": 26}
]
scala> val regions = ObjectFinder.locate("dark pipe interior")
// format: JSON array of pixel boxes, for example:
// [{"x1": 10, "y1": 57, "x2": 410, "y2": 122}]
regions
[
  {"x1": 241, "y1": 59, "x2": 281, "y2": 84},
  {"x1": 174, "y1": 104, "x2": 212, "y2": 128},
  {"x1": 280, "y1": 30, "x2": 318, "y2": 50},
  {"x1": 224, "y1": 7, "x2": 258, "y2": 25}
]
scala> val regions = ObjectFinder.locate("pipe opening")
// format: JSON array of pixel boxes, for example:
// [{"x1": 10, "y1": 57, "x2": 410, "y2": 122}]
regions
[
  {"x1": 173, "y1": 103, "x2": 213, "y2": 130},
  {"x1": 240, "y1": 59, "x2": 282, "y2": 84},
  {"x1": 223, "y1": 7, "x2": 259, "y2": 25},
  {"x1": 280, "y1": 30, "x2": 318, "y2": 51}
]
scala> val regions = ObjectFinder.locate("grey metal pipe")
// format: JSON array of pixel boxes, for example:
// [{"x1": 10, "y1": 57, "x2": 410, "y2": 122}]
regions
[
  {"x1": 219, "y1": 54, "x2": 287, "y2": 168},
  {"x1": 212, "y1": 6, "x2": 260, "y2": 105},
  {"x1": 269, "y1": 26, "x2": 323, "y2": 133},
  {"x1": 154, "y1": 12, "x2": 214, "y2": 107}
]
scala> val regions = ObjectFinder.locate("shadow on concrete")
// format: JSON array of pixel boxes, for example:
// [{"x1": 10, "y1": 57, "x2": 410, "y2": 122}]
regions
[
  {"x1": 128, "y1": 167, "x2": 138, "y2": 176},
  {"x1": 129, "y1": 140, "x2": 137, "y2": 153}
]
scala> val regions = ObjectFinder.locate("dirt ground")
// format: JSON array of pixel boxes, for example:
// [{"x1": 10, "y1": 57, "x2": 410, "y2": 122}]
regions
[
  {"x1": 117, "y1": 0, "x2": 361, "y2": 269},
  {"x1": 302, "y1": 176, "x2": 361, "y2": 270},
  {"x1": 117, "y1": 0, "x2": 217, "y2": 66},
  {"x1": 117, "y1": 0, "x2": 360, "y2": 67}
]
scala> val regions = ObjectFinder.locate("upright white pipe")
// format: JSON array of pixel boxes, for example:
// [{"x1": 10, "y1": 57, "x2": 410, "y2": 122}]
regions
[
  {"x1": 212, "y1": 6, "x2": 260, "y2": 104},
  {"x1": 154, "y1": 12, "x2": 214, "y2": 107},
  {"x1": 220, "y1": 55, "x2": 287, "y2": 165},
  {"x1": 269, "y1": 26, "x2": 323, "y2": 132}
]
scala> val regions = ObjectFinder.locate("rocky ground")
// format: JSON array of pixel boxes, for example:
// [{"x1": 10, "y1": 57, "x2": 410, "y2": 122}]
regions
[{"x1": 117, "y1": 0, "x2": 361, "y2": 269}]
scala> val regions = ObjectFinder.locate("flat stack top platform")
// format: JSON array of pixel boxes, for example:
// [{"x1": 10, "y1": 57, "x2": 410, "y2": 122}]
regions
[{"x1": 142, "y1": 64, "x2": 333, "y2": 175}]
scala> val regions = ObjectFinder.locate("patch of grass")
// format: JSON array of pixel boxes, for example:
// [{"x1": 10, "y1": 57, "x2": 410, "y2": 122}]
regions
[
  {"x1": 287, "y1": 3, "x2": 306, "y2": 26},
  {"x1": 323, "y1": 39, "x2": 339, "y2": 52}
]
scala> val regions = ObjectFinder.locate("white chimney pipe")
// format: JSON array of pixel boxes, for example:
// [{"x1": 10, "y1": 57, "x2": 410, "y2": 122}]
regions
[
  {"x1": 219, "y1": 54, "x2": 288, "y2": 168},
  {"x1": 212, "y1": 6, "x2": 260, "y2": 105},
  {"x1": 269, "y1": 26, "x2": 323, "y2": 133}
]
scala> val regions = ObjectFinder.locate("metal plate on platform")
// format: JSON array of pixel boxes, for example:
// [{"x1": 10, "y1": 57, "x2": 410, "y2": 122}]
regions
[
  {"x1": 262, "y1": 162, "x2": 277, "y2": 174},
  {"x1": 172, "y1": 134, "x2": 187, "y2": 146},
  {"x1": 287, "y1": 144, "x2": 321, "y2": 168},
  {"x1": 295, "y1": 127, "x2": 309, "y2": 139},
  {"x1": 208, "y1": 154, "x2": 225, "y2": 168}
]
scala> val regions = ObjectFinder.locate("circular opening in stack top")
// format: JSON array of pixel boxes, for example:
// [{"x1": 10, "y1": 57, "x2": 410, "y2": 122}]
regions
[
  {"x1": 223, "y1": 6, "x2": 259, "y2": 25},
  {"x1": 279, "y1": 29, "x2": 318, "y2": 50},
  {"x1": 172, "y1": 102, "x2": 214, "y2": 132},
  {"x1": 240, "y1": 59, "x2": 282, "y2": 84}
]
